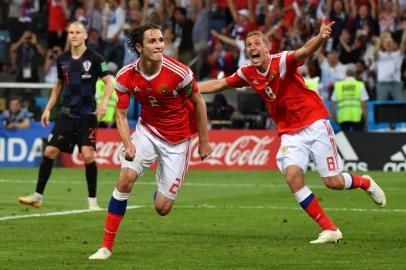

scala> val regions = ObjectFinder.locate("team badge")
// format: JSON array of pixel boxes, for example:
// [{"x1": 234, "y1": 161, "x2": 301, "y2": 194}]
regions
[
  {"x1": 269, "y1": 71, "x2": 277, "y2": 81},
  {"x1": 158, "y1": 85, "x2": 169, "y2": 96},
  {"x1": 278, "y1": 145, "x2": 289, "y2": 154},
  {"x1": 83, "y1": 60, "x2": 92, "y2": 72}
]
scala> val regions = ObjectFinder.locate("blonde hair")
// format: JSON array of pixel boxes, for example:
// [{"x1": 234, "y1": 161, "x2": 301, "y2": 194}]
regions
[{"x1": 245, "y1": 31, "x2": 270, "y2": 45}]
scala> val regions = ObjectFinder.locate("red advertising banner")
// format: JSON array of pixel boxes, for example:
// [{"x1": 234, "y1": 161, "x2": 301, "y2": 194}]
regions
[{"x1": 60, "y1": 129, "x2": 281, "y2": 170}]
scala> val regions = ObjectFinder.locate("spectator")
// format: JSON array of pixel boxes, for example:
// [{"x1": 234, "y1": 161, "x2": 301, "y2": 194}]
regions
[
  {"x1": 163, "y1": 27, "x2": 178, "y2": 60},
  {"x1": 378, "y1": 0, "x2": 400, "y2": 33},
  {"x1": 1, "y1": 96, "x2": 31, "y2": 129},
  {"x1": 338, "y1": 29, "x2": 366, "y2": 64},
  {"x1": 317, "y1": 50, "x2": 348, "y2": 100},
  {"x1": 10, "y1": 30, "x2": 45, "y2": 83},
  {"x1": 47, "y1": 0, "x2": 71, "y2": 51},
  {"x1": 172, "y1": 6, "x2": 194, "y2": 64},
  {"x1": 44, "y1": 45, "x2": 63, "y2": 84},
  {"x1": 330, "y1": 65, "x2": 369, "y2": 131},
  {"x1": 102, "y1": 0, "x2": 125, "y2": 67},
  {"x1": 207, "y1": 93, "x2": 235, "y2": 129},
  {"x1": 22, "y1": 92, "x2": 41, "y2": 121},
  {"x1": 206, "y1": 40, "x2": 235, "y2": 78},
  {"x1": 373, "y1": 30, "x2": 406, "y2": 101},
  {"x1": 8, "y1": 0, "x2": 40, "y2": 74},
  {"x1": 210, "y1": 29, "x2": 249, "y2": 68}
]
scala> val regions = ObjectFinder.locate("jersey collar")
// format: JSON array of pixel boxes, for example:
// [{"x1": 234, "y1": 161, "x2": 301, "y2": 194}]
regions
[
  {"x1": 255, "y1": 55, "x2": 272, "y2": 77},
  {"x1": 134, "y1": 57, "x2": 163, "y2": 81}
]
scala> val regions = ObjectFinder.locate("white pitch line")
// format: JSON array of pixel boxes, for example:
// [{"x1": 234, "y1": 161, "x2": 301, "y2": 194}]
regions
[
  {"x1": 0, "y1": 178, "x2": 401, "y2": 190},
  {"x1": 1, "y1": 204, "x2": 405, "y2": 222}
]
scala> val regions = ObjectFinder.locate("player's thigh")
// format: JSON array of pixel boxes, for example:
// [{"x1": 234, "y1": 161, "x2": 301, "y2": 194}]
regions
[
  {"x1": 120, "y1": 125, "x2": 157, "y2": 176},
  {"x1": 47, "y1": 115, "x2": 76, "y2": 153},
  {"x1": 309, "y1": 119, "x2": 343, "y2": 177},
  {"x1": 276, "y1": 133, "x2": 310, "y2": 174},
  {"x1": 77, "y1": 115, "x2": 97, "y2": 150},
  {"x1": 155, "y1": 138, "x2": 191, "y2": 200}
]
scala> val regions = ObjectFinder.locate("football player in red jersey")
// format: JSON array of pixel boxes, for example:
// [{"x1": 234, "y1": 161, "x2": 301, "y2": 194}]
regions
[
  {"x1": 89, "y1": 23, "x2": 212, "y2": 259},
  {"x1": 199, "y1": 19, "x2": 386, "y2": 244}
]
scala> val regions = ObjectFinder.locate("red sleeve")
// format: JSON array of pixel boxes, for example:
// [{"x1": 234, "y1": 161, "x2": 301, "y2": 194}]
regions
[
  {"x1": 115, "y1": 90, "x2": 130, "y2": 110},
  {"x1": 225, "y1": 68, "x2": 250, "y2": 88},
  {"x1": 115, "y1": 73, "x2": 131, "y2": 110},
  {"x1": 286, "y1": 51, "x2": 304, "y2": 70}
]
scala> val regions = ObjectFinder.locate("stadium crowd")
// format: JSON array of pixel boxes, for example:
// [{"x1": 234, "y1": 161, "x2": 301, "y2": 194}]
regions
[{"x1": 0, "y1": 0, "x2": 405, "y2": 126}]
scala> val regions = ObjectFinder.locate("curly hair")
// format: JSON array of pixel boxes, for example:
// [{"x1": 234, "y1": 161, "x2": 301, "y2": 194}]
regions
[{"x1": 126, "y1": 23, "x2": 162, "y2": 57}]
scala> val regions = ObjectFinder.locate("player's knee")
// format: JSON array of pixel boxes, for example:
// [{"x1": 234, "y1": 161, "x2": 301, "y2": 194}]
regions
[
  {"x1": 82, "y1": 153, "x2": 95, "y2": 164},
  {"x1": 116, "y1": 169, "x2": 137, "y2": 193},
  {"x1": 322, "y1": 175, "x2": 344, "y2": 190},
  {"x1": 43, "y1": 147, "x2": 59, "y2": 159}
]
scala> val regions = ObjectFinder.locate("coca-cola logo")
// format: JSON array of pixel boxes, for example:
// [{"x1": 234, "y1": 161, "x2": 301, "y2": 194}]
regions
[
  {"x1": 72, "y1": 141, "x2": 123, "y2": 165},
  {"x1": 190, "y1": 135, "x2": 275, "y2": 166}
]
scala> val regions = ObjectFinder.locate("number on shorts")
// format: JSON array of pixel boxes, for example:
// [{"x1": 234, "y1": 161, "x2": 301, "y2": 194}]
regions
[
  {"x1": 88, "y1": 128, "x2": 96, "y2": 143},
  {"x1": 169, "y1": 178, "x2": 181, "y2": 195},
  {"x1": 326, "y1": 156, "x2": 336, "y2": 171}
]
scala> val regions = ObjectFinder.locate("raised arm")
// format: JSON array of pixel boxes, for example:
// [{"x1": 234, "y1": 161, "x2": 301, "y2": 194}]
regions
[
  {"x1": 188, "y1": 92, "x2": 212, "y2": 160},
  {"x1": 295, "y1": 19, "x2": 335, "y2": 63},
  {"x1": 198, "y1": 79, "x2": 231, "y2": 94},
  {"x1": 210, "y1": 30, "x2": 237, "y2": 47}
]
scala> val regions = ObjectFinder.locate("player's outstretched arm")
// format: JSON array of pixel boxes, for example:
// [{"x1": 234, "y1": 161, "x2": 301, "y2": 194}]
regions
[
  {"x1": 116, "y1": 107, "x2": 135, "y2": 161},
  {"x1": 189, "y1": 91, "x2": 212, "y2": 160},
  {"x1": 198, "y1": 79, "x2": 230, "y2": 94},
  {"x1": 295, "y1": 19, "x2": 335, "y2": 63},
  {"x1": 41, "y1": 79, "x2": 63, "y2": 128}
]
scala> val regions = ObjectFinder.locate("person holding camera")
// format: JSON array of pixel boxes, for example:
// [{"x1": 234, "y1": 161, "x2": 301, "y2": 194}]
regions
[
  {"x1": 10, "y1": 30, "x2": 45, "y2": 83},
  {"x1": 44, "y1": 46, "x2": 63, "y2": 84}
]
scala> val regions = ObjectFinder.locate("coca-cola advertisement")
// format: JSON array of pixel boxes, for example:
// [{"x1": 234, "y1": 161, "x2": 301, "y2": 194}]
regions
[{"x1": 59, "y1": 129, "x2": 281, "y2": 170}]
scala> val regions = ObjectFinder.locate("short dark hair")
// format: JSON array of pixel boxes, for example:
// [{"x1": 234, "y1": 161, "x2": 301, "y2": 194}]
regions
[
  {"x1": 127, "y1": 23, "x2": 162, "y2": 57},
  {"x1": 9, "y1": 96, "x2": 21, "y2": 104}
]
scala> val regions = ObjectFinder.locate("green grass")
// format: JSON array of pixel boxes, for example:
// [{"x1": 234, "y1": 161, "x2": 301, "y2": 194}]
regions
[{"x1": 0, "y1": 168, "x2": 405, "y2": 270}]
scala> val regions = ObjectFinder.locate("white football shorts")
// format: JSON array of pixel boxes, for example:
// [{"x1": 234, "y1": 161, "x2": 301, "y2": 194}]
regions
[
  {"x1": 276, "y1": 119, "x2": 343, "y2": 177},
  {"x1": 120, "y1": 123, "x2": 191, "y2": 200}
]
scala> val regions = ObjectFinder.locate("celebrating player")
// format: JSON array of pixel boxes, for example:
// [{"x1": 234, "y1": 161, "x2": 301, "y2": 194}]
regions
[
  {"x1": 89, "y1": 23, "x2": 212, "y2": 259},
  {"x1": 18, "y1": 21, "x2": 113, "y2": 210},
  {"x1": 199, "y1": 19, "x2": 386, "y2": 244}
]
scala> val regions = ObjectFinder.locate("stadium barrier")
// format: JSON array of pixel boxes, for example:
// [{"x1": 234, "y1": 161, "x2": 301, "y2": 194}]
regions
[{"x1": 1, "y1": 127, "x2": 405, "y2": 172}]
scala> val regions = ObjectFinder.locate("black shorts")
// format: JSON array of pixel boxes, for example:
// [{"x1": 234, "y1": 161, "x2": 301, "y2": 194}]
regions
[{"x1": 48, "y1": 114, "x2": 98, "y2": 153}]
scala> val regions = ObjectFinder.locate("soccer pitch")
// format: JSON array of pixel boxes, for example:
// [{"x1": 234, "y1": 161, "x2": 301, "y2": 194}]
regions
[{"x1": 1, "y1": 168, "x2": 405, "y2": 270}]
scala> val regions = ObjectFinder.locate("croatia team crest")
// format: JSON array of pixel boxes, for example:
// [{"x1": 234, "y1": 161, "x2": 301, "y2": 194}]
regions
[{"x1": 83, "y1": 60, "x2": 92, "y2": 72}]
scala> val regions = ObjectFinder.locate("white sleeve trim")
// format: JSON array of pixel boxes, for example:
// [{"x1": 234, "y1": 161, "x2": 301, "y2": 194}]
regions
[
  {"x1": 279, "y1": 51, "x2": 288, "y2": 79},
  {"x1": 178, "y1": 68, "x2": 193, "y2": 89},
  {"x1": 115, "y1": 81, "x2": 129, "y2": 93},
  {"x1": 237, "y1": 68, "x2": 248, "y2": 83}
]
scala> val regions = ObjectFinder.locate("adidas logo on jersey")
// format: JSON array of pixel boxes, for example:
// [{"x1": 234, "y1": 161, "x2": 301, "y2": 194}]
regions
[{"x1": 383, "y1": 144, "x2": 406, "y2": 172}]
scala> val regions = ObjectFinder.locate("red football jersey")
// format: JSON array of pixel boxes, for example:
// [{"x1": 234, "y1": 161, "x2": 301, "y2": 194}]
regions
[
  {"x1": 225, "y1": 51, "x2": 330, "y2": 135},
  {"x1": 115, "y1": 55, "x2": 198, "y2": 144}
]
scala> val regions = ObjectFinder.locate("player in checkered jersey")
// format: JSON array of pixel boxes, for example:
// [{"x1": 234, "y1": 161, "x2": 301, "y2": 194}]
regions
[
  {"x1": 199, "y1": 19, "x2": 387, "y2": 244},
  {"x1": 89, "y1": 23, "x2": 212, "y2": 260},
  {"x1": 18, "y1": 21, "x2": 113, "y2": 210}
]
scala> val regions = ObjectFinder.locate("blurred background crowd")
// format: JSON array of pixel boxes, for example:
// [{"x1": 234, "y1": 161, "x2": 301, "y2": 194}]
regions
[{"x1": 0, "y1": 0, "x2": 405, "y2": 129}]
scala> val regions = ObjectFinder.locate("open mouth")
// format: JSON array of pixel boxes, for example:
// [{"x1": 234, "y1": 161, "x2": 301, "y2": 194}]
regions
[{"x1": 251, "y1": 52, "x2": 260, "y2": 60}]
